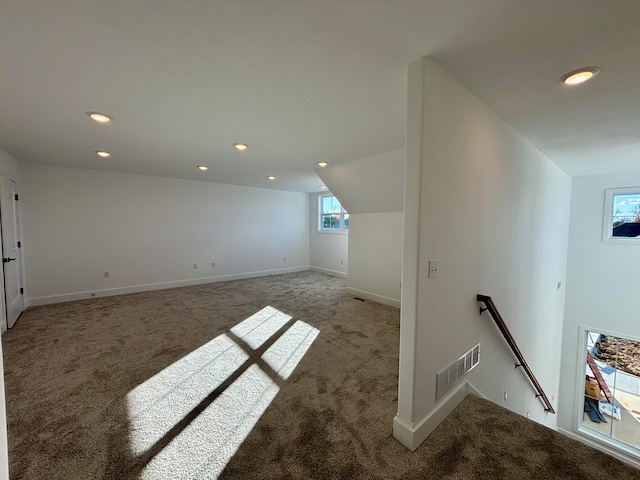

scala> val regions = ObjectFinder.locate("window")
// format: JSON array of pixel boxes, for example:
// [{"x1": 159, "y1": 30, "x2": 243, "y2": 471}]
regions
[
  {"x1": 319, "y1": 195, "x2": 349, "y2": 232},
  {"x1": 603, "y1": 187, "x2": 640, "y2": 242},
  {"x1": 580, "y1": 329, "x2": 640, "y2": 454}
]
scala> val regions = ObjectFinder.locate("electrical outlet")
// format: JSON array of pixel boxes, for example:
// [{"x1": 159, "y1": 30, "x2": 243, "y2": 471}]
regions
[
  {"x1": 428, "y1": 260, "x2": 439, "y2": 278},
  {"x1": 340, "y1": 260, "x2": 343, "y2": 265},
  {"x1": 211, "y1": 262, "x2": 216, "y2": 268},
  {"x1": 503, "y1": 390, "x2": 508, "y2": 401},
  {"x1": 193, "y1": 264, "x2": 197, "y2": 269},
  {"x1": 283, "y1": 256, "x2": 286, "y2": 262},
  {"x1": 103, "y1": 272, "x2": 109, "y2": 278}
]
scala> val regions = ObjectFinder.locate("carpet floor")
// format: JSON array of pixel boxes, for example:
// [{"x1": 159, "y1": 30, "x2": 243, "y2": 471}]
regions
[{"x1": 2, "y1": 271, "x2": 638, "y2": 479}]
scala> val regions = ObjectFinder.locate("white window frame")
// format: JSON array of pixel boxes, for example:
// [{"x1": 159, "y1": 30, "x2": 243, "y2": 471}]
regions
[
  {"x1": 576, "y1": 325, "x2": 640, "y2": 459},
  {"x1": 602, "y1": 187, "x2": 640, "y2": 243},
  {"x1": 318, "y1": 194, "x2": 348, "y2": 234}
]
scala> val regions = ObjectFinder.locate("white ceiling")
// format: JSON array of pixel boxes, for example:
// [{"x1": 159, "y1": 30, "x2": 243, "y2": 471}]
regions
[{"x1": 1, "y1": 1, "x2": 638, "y2": 193}]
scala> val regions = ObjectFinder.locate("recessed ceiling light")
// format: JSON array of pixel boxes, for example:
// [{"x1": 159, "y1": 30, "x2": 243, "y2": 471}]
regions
[
  {"x1": 317, "y1": 161, "x2": 329, "y2": 167},
  {"x1": 319, "y1": 185, "x2": 327, "y2": 190},
  {"x1": 86, "y1": 112, "x2": 112, "y2": 123},
  {"x1": 197, "y1": 165, "x2": 208, "y2": 171},
  {"x1": 95, "y1": 151, "x2": 111, "y2": 158},
  {"x1": 267, "y1": 175, "x2": 276, "y2": 181},
  {"x1": 559, "y1": 67, "x2": 600, "y2": 85},
  {"x1": 234, "y1": 143, "x2": 248, "y2": 151}
]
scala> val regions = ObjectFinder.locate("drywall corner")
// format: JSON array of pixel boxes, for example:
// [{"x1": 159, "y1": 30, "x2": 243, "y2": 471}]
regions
[
  {"x1": 309, "y1": 266, "x2": 347, "y2": 279},
  {"x1": 393, "y1": 380, "x2": 471, "y2": 451},
  {"x1": 345, "y1": 287, "x2": 400, "y2": 308}
]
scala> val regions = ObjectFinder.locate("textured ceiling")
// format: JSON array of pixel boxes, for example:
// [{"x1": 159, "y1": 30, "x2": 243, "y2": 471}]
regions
[{"x1": 1, "y1": 1, "x2": 638, "y2": 192}]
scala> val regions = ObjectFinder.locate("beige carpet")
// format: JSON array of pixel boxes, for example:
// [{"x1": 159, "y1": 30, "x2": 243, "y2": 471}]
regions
[{"x1": 2, "y1": 271, "x2": 638, "y2": 479}]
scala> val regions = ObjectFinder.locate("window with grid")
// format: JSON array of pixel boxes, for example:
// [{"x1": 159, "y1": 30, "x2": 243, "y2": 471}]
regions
[{"x1": 319, "y1": 195, "x2": 349, "y2": 232}]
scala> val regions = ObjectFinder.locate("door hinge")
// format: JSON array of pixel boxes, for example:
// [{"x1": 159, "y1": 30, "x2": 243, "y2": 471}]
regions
[
  {"x1": 19, "y1": 288, "x2": 23, "y2": 294},
  {"x1": 17, "y1": 241, "x2": 21, "y2": 248},
  {"x1": 14, "y1": 194, "x2": 18, "y2": 201}
]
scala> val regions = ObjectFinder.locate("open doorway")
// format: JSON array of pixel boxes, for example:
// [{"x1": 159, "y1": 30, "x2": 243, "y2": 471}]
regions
[{"x1": 0, "y1": 176, "x2": 24, "y2": 329}]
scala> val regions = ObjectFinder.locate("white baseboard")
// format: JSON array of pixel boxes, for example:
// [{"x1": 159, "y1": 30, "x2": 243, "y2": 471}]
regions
[
  {"x1": 393, "y1": 380, "x2": 472, "y2": 450},
  {"x1": 309, "y1": 266, "x2": 347, "y2": 279},
  {"x1": 392, "y1": 416, "x2": 417, "y2": 451},
  {"x1": 345, "y1": 287, "x2": 400, "y2": 309},
  {"x1": 558, "y1": 427, "x2": 640, "y2": 470},
  {"x1": 27, "y1": 266, "x2": 310, "y2": 306}
]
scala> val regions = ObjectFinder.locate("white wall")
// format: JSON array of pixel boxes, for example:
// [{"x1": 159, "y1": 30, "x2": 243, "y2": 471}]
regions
[
  {"x1": 21, "y1": 163, "x2": 310, "y2": 304},
  {"x1": 317, "y1": 148, "x2": 404, "y2": 306},
  {"x1": 308, "y1": 192, "x2": 348, "y2": 278},
  {"x1": 559, "y1": 172, "x2": 640, "y2": 467},
  {"x1": 346, "y1": 213, "x2": 402, "y2": 307},
  {"x1": 395, "y1": 57, "x2": 572, "y2": 450}
]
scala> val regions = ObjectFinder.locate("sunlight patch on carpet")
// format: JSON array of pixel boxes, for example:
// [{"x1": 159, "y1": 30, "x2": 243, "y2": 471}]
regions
[
  {"x1": 262, "y1": 320, "x2": 319, "y2": 380},
  {"x1": 127, "y1": 334, "x2": 248, "y2": 454},
  {"x1": 140, "y1": 364, "x2": 279, "y2": 479},
  {"x1": 127, "y1": 306, "x2": 319, "y2": 479},
  {"x1": 230, "y1": 305, "x2": 292, "y2": 349}
]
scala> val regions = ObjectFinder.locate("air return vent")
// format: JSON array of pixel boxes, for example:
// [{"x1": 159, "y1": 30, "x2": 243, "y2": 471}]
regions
[{"x1": 436, "y1": 343, "x2": 480, "y2": 400}]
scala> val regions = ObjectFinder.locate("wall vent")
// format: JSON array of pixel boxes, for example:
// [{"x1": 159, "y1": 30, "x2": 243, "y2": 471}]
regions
[{"x1": 436, "y1": 343, "x2": 480, "y2": 400}]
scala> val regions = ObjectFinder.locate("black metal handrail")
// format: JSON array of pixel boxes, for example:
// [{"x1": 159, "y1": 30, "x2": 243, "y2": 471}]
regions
[{"x1": 477, "y1": 294, "x2": 555, "y2": 414}]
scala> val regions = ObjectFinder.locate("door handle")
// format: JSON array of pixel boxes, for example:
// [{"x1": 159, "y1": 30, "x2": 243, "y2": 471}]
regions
[{"x1": 3, "y1": 257, "x2": 15, "y2": 263}]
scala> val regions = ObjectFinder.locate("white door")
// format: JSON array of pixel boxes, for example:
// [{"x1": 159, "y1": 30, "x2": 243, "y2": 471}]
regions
[{"x1": 0, "y1": 177, "x2": 23, "y2": 328}]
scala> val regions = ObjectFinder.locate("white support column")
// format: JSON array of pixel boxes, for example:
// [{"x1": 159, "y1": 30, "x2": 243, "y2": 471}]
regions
[{"x1": 393, "y1": 56, "x2": 424, "y2": 449}]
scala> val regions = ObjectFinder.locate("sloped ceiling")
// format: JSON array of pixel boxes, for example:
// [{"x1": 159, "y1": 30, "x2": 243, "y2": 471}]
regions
[{"x1": 318, "y1": 149, "x2": 404, "y2": 214}]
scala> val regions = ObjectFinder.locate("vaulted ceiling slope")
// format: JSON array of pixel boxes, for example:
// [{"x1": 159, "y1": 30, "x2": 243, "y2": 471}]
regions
[{"x1": 1, "y1": 1, "x2": 638, "y2": 193}]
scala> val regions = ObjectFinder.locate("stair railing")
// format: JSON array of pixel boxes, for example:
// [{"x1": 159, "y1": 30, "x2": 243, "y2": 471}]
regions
[{"x1": 477, "y1": 294, "x2": 555, "y2": 414}]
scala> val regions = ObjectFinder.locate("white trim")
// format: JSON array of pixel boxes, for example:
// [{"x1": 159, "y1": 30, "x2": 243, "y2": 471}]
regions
[
  {"x1": 577, "y1": 425, "x2": 640, "y2": 460},
  {"x1": 574, "y1": 325, "x2": 640, "y2": 464},
  {"x1": 27, "y1": 266, "x2": 310, "y2": 306},
  {"x1": 575, "y1": 326, "x2": 589, "y2": 434},
  {"x1": 581, "y1": 325, "x2": 640, "y2": 344},
  {"x1": 575, "y1": 325, "x2": 640, "y2": 432},
  {"x1": 318, "y1": 193, "x2": 349, "y2": 233},
  {"x1": 602, "y1": 186, "x2": 640, "y2": 243},
  {"x1": 345, "y1": 287, "x2": 400, "y2": 309},
  {"x1": 315, "y1": 230, "x2": 348, "y2": 235},
  {"x1": 393, "y1": 381, "x2": 474, "y2": 450},
  {"x1": 309, "y1": 266, "x2": 347, "y2": 279},
  {"x1": 558, "y1": 428, "x2": 640, "y2": 470},
  {"x1": 392, "y1": 416, "x2": 417, "y2": 450}
]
